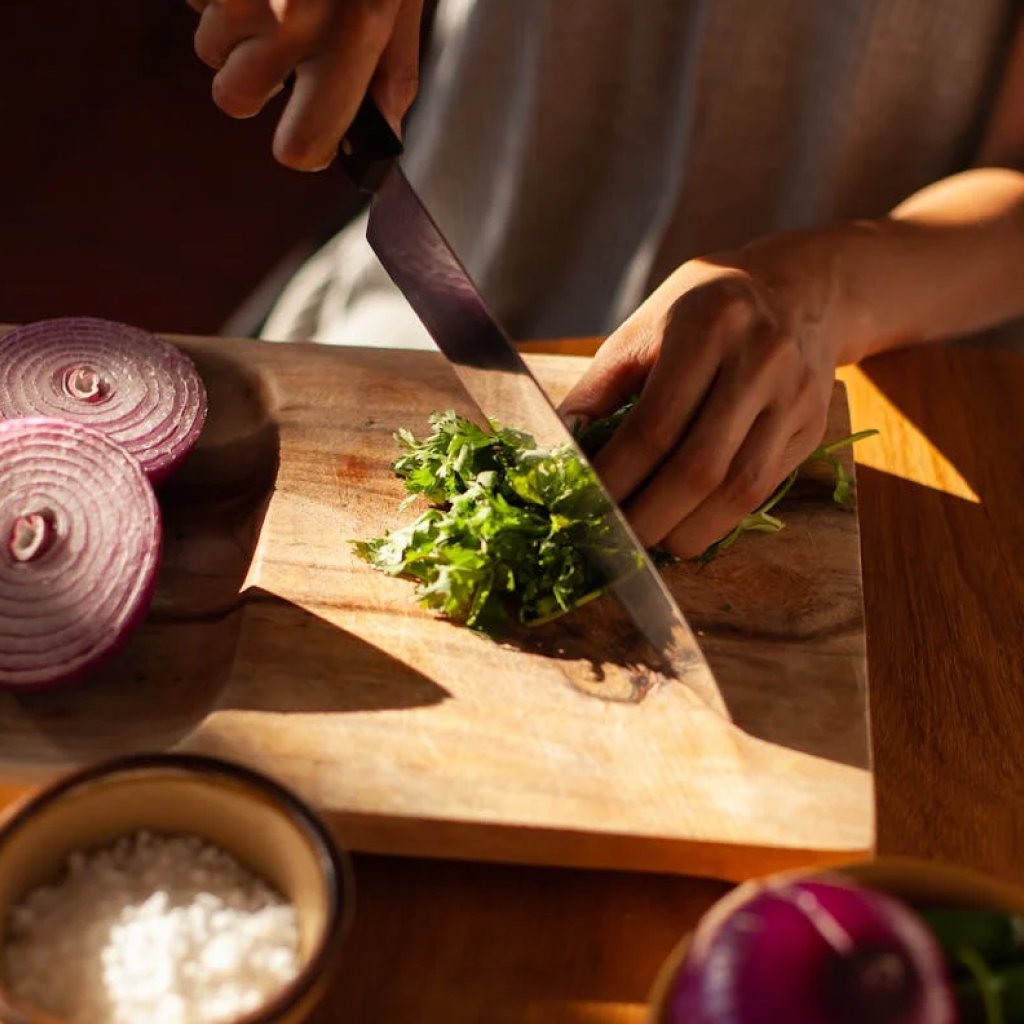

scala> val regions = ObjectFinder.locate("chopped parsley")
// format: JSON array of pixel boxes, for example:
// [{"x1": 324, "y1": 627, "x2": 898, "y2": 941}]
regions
[{"x1": 353, "y1": 404, "x2": 876, "y2": 636}]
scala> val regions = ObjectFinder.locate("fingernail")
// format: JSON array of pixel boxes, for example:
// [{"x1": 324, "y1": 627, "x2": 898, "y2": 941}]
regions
[{"x1": 560, "y1": 410, "x2": 590, "y2": 433}]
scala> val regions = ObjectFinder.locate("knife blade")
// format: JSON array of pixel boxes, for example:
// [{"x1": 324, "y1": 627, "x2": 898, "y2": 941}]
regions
[{"x1": 338, "y1": 98, "x2": 724, "y2": 712}]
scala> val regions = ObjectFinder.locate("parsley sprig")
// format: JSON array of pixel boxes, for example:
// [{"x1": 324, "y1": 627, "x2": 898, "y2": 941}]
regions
[{"x1": 354, "y1": 412, "x2": 613, "y2": 635}]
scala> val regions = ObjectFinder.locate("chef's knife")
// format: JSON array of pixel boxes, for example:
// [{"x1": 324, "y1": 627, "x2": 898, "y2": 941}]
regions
[{"x1": 338, "y1": 98, "x2": 723, "y2": 711}]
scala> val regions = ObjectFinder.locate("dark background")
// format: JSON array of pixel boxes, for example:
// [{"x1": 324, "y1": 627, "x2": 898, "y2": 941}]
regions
[{"x1": 0, "y1": 2, "x2": 347, "y2": 337}]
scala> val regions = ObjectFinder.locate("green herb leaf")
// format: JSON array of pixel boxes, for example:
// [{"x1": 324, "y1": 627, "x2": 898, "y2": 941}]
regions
[
  {"x1": 353, "y1": 412, "x2": 614, "y2": 636},
  {"x1": 692, "y1": 428, "x2": 878, "y2": 562},
  {"x1": 353, "y1": 406, "x2": 878, "y2": 636}
]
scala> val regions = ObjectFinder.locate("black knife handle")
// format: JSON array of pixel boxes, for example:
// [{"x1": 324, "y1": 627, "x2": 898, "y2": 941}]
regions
[{"x1": 338, "y1": 97, "x2": 404, "y2": 193}]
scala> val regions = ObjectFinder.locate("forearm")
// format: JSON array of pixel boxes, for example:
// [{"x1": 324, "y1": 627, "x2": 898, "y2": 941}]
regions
[{"x1": 821, "y1": 166, "x2": 1024, "y2": 363}]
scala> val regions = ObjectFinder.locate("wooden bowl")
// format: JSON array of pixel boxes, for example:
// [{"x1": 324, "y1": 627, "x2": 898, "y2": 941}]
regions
[
  {"x1": 0, "y1": 752, "x2": 353, "y2": 1024},
  {"x1": 646, "y1": 856, "x2": 1024, "y2": 1023}
]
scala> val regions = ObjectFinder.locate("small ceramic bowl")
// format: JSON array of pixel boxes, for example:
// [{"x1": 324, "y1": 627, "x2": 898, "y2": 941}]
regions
[
  {"x1": 645, "y1": 856, "x2": 1024, "y2": 1023},
  {"x1": 0, "y1": 752, "x2": 353, "y2": 1024}
]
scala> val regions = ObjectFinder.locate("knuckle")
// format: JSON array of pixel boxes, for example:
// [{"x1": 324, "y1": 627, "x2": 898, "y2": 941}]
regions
[
  {"x1": 792, "y1": 360, "x2": 817, "y2": 394},
  {"x1": 684, "y1": 452, "x2": 728, "y2": 494},
  {"x1": 727, "y1": 463, "x2": 772, "y2": 511},
  {"x1": 658, "y1": 298, "x2": 693, "y2": 349},
  {"x1": 194, "y1": 30, "x2": 230, "y2": 69},
  {"x1": 713, "y1": 274, "x2": 768, "y2": 326},
  {"x1": 753, "y1": 329, "x2": 799, "y2": 376},
  {"x1": 195, "y1": 43, "x2": 224, "y2": 70},
  {"x1": 714, "y1": 286, "x2": 762, "y2": 335},
  {"x1": 269, "y1": 0, "x2": 312, "y2": 18},
  {"x1": 631, "y1": 410, "x2": 681, "y2": 456},
  {"x1": 663, "y1": 277, "x2": 757, "y2": 334},
  {"x1": 273, "y1": 129, "x2": 334, "y2": 171},
  {"x1": 788, "y1": 413, "x2": 827, "y2": 462},
  {"x1": 211, "y1": 74, "x2": 261, "y2": 117},
  {"x1": 665, "y1": 275, "x2": 776, "y2": 351},
  {"x1": 270, "y1": 0, "x2": 331, "y2": 40},
  {"x1": 795, "y1": 368, "x2": 829, "y2": 425}
]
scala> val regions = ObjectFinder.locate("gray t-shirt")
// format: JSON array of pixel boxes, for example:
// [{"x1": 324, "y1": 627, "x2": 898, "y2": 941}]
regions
[{"x1": 263, "y1": 0, "x2": 1019, "y2": 350}]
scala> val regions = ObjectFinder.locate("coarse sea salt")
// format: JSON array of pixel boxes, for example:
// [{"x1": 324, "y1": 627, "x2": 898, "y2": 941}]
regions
[{"x1": 1, "y1": 831, "x2": 301, "y2": 1024}]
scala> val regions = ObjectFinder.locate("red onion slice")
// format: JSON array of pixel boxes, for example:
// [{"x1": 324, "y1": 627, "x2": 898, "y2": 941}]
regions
[
  {"x1": 0, "y1": 417, "x2": 162, "y2": 691},
  {"x1": 0, "y1": 317, "x2": 208, "y2": 484}
]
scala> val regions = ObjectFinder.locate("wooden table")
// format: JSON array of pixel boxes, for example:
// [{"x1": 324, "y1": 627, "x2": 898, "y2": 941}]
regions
[{"x1": 4, "y1": 338, "x2": 1024, "y2": 1023}]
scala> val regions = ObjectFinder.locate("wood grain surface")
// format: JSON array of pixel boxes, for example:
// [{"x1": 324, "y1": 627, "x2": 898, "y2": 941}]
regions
[
  {"x1": 841, "y1": 345, "x2": 1024, "y2": 885},
  {"x1": 1, "y1": 336, "x2": 1022, "y2": 1023},
  {"x1": 0, "y1": 334, "x2": 871, "y2": 881}
]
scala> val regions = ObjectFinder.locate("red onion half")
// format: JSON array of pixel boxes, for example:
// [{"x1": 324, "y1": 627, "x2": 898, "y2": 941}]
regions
[
  {"x1": 0, "y1": 417, "x2": 162, "y2": 691},
  {"x1": 0, "y1": 317, "x2": 208, "y2": 484},
  {"x1": 664, "y1": 877, "x2": 957, "y2": 1024}
]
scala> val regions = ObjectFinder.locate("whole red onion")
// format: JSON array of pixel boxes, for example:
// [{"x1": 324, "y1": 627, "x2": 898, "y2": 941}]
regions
[
  {"x1": 663, "y1": 877, "x2": 957, "y2": 1024},
  {"x1": 0, "y1": 317, "x2": 207, "y2": 484},
  {"x1": 0, "y1": 417, "x2": 162, "y2": 691}
]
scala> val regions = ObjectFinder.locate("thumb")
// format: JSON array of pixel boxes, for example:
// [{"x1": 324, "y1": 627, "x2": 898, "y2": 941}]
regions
[{"x1": 557, "y1": 332, "x2": 652, "y2": 426}]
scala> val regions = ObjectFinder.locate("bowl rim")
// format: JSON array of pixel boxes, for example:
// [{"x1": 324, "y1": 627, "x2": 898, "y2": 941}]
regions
[{"x1": 0, "y1": 751, "x2": 355, "y2": 1024}]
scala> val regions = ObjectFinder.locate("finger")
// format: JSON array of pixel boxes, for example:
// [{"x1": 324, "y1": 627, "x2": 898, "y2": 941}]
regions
[
  {"x1": 194, "y1": 2, "x2": 273, "y2": 70},
  {"x1": 622, "y1": 354, "x2": 775, "y2": 547},
  {"x1": 589, "y1": 303, "x2": 734, "y2": 504},
  {"x1": 661, "y1": 409, "x2": 812, "y2": 559},
  {"x1": 557, "y1": 332, "x2": 654, "y2": 430},
  {"x1": 213, "y1": 35, "x2": 301, "y2": 118},
  {"x1": 273, "y1": 0, "x2": 404, "y2": 170},
  {"x1": 186, "y1": 0, "x2": 209, "y2": 13},
  {"x1": 369, "y1": 0, "x2": 425, "y2": 134}
]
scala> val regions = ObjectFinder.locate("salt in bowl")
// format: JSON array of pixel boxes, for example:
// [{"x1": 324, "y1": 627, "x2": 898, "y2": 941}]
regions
[{"x1": 0, "y1": 752, "x2": 353, "y2": 1024}]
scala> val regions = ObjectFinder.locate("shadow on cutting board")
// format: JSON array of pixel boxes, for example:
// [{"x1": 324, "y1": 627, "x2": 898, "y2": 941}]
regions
[
  {"x1": 213, "y1": 587, "x2": 452, "y2": 718},
  {"x1": 0, "y1": 594, "x2": 448, "y2": 770}
]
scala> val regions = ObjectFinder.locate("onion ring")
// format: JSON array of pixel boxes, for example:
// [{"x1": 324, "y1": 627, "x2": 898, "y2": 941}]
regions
[
  {"x1": 0, "y1": 318, "x2": 208, "y2": 484},
  {"x1": 0, "y1": 417, "x2": 162, "y2": 691}
]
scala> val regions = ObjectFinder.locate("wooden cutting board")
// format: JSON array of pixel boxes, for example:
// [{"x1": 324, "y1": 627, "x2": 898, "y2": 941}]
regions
[{"x1": 0, "y1": 334, "x2": 873, "y2": 880}]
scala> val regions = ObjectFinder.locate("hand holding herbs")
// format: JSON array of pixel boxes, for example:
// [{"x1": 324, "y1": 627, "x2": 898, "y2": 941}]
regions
[
  {"x1": 353, "y1": 404, "x2": 875, "y2": 637},
  {"x1": 556, "y1": 251, "x2": 858, "y2": 559}
]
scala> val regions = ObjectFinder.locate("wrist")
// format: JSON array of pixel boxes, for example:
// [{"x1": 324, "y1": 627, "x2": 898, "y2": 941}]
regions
[
  {"x1": 731, "y1": 222, "x2": 884, "y2": 368},
  {"x1": 806, "y1": 219, "x2": 894, "y2": 364}
]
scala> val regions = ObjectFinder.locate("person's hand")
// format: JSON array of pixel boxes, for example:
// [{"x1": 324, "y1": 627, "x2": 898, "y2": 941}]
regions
[
  {"x1": 186, "y1": 0, "x2": 426, "y2": 170},
  {"x1": 559, "y1": 232, "x2": 856, "y2": 559}
]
